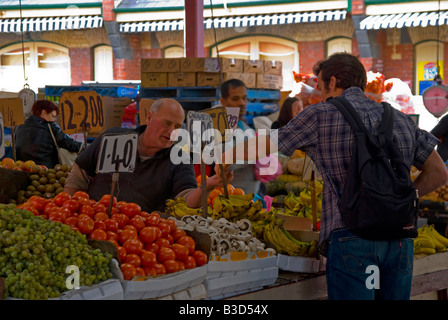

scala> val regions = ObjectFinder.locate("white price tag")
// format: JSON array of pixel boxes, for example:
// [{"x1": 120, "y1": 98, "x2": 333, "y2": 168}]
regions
[
  {"x1": 186, "y1": 111, "x2": 214, "y2": 153},
  {"x1": 96, "y1": 133, "x2": 138, "y2": 173}
]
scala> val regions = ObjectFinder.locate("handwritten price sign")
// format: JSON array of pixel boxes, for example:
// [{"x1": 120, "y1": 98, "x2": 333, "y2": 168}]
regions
[
  {"x1": 0, "y1": 97, "x2": 25, "y2": 127},
  {"x1": 202, "y1": 107, "x2": 230, "y2": 142},
  {"x1": 59, "y1": 91, "x2": 104, "y2": 135},
  {"x1": 96, "y1": 133, "x2": 138, "y2": 174}
]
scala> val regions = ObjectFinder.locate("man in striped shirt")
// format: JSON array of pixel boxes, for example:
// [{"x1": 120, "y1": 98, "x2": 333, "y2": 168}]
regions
[{"x1": 217, "y1": 53, "x2": 448, "y2": 300}]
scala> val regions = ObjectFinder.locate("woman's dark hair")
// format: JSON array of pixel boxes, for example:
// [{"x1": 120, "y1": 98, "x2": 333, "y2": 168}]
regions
[
  {"x1": 32, "y1": 99, "x2": 59, "y2": 117},
  {"x1": 277, "y1": 96, "x2": 300, "y2": 127},
  {"x1": 313, "y1": 52, "x2": 367, "y2": 91},
  {"x1": 220, "y1": 78, "x2": 246, "y2": 99}
]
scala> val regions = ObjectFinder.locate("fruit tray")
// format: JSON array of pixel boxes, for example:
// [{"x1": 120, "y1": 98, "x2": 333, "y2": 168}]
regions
[
  {"x1": 150, "y1": 283, "x2": 207, "y2": 300},
  {"x1": 55, "y1": 279, "x2": 124, "y2": 300},
  {"x1": 205, "y1": 254, "x2": 278, "y2": 299},
  {"x1": 119, "y1": 265, "x2": 208, "y2": 300},
  {"x1": 276, "y1": 254, "x2": 321, "y2": 273}
]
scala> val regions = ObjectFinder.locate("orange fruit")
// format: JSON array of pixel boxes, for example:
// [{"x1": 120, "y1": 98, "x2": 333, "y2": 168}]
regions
[
  {"x1": 1, "y1": 157, "x2": 15, "y2": 168},
  {"x1": 23, "y1": 160, "x2": 36, "y2": 171},
  {"x1": 232, "y1": 188, "x2": 245, "y2": 195},
  {"x1": 196, "y1": 175, "x2": 208, "y2": 186},
  {"x1": 209, "y1": 188, "x2": 222, "y2": 201},
  {"x1": 226, "y1": 184, "x2": 235, "y2": 195}
]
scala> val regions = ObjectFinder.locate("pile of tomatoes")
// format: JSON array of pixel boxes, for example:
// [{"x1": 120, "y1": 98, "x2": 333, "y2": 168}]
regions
[{"x1": 17, "y1": 192, "x2": 208, "y2": 281}]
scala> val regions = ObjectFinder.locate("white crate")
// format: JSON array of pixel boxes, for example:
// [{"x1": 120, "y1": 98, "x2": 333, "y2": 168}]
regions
[
  {"x1": 56, "y1": 279, "x2": 124, "y2": 300},
  {"x1": 276, "y1": 254, "x2": 321, "y2": 273}
]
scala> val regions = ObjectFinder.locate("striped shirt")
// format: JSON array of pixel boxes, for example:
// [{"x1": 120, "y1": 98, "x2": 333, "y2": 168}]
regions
[{"x1": 270, "y1": 87, "x2": 438, "y2": 245}]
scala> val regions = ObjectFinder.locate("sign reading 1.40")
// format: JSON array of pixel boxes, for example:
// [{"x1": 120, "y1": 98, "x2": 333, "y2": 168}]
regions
[
  {"x1": 96, "y1": 133, "x2": 138, "y2": 174},
  {"x1": 59, "y1": 90, "x2": 104, "y2": 135}
]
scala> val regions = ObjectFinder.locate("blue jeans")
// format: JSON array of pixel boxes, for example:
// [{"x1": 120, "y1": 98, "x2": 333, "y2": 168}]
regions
[{"x1": 326, "y1": 228, "x2": 414, "y2": 300}]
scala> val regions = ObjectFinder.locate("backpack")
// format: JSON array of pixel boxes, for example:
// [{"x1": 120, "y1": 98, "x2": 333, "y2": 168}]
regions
[{"x1": 327, "y1": 96, "x2": 419, "y2": 240}]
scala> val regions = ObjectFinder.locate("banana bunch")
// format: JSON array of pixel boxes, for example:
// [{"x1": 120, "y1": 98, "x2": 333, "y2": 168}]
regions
[
  {"x1": 165, "y1": 197, "x2": 212, "y2": 218},
  {"x1": 211, "y1": 193, "x2": 263, "y2": 221},
  {"x1": 414, "y1": 224, "x2": 448, "y2": 255},
  {"x1": 263, "y1": 221, "x2": 318, "y2": 257}
]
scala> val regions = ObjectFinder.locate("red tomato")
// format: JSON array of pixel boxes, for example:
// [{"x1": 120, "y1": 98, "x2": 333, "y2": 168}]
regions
[
  {"x1": 94, "y1": 220, "x2": 106, "y2": 231},
  {"x1": 171, "y1": 243, "x2": 189, "y2": 261},
  {"x1": 121, "y1": 202, "x2": 141, "y2": 218},
  {"x1": 155, "y1": 237, "x2": 170, "y2": 249},
  {"x1": 123, "y1": 225, "x2": 138, "y2": 234},
  {"x1": 54, "y1": 192, "x2": 71, "y2": 207},
  {"x1": 139, "y1": 226, "x2": 158, "y2": 244},
  {"x1": 111, "y1": 213, "x2": 129, "y2": 229},
  {"x1": 79, "y1": 205, "x2": 95, "y2": 218},
  {"x1": 116, "y1": 201, "x2": 127, "y2": 211},
  {"x1": 106, "y1": 231, "x2": 118, "y2": 241},
  {"x1": 166, "y1": 218, "x2": 177, "y2": 231},
  {"x1": 144, "y1": 267, "x2": 157, "y2": 276},
  {"x1": 64, "y1": 216, "x2": 79, "y2": 228},
  {"x1": 105, "y1": 218, "x2": 119, "y2": 232},
  {"x1": 176, "y1": 236, "x2": 196, "y2": 255},
  {"x1": 108, "y1": 239, "x2": 119, "y2": 248},
  {"x1": 157, "y1": 247, "x2": 176, "y2": 263},
  {"x1": 28, "y1": 196, "x2": 47, "y2": 213},
  {"x1": 144, "y1": 242, "x2": 159, "y2": 254},
  {"x1": 184, "y1": 255, "x2": 197, "y2": 269},
  {"x1": 72, "y1": 191, "x2": 89, "y2": 200},
  {"x1": 153, "y1": 263, "x2": 166, "y2": 275},
  {"x1": 43, "y1": 202, "x2": 58, "y2": 215},
  {"x1": 94, "y1": 211, "x2": 109, "y2": 222},
  {"x1": 121, "y1": 263, "x2": 136, "y2": 280},
  {"x1": 166, "y1": 234, "x2": 174, "y2": 245},
  {"x1": 192, "y1": 250, "x2": 208, "y2": 266},
  {"x1": 139, "y1": 211, "x2": 150, "y2": 219},
  {"x1": 118, "y1": 229, "x2": 138, "y2": 245},
  {"x1": 163, "y1": 260, "x2": 179, "y2": 274},
  {"x1": 58, "y1": 207, "x2": 72, "y2": 219},
  {"x1": 177, "y1": 260, "x2": 185, "y2": 271},
  {"x1": 171, "y1": 229, "x2": 187, "y2": 242},
  {"x1": 62, "y1": 199, "x2": 80, "y2": 214},
  {"x1": 117, "y1": 246, "x2": 127, "y2": 262},
  {"x1": 77, "y1": 216, "x2": 95, "y2": 235},
  {"x1": 124, "y1": 253, "x2": 141, "y2": 267},
  {"x1": 123, "y1": 238, "x2": 143, "y2": 255},
  {"x1": 89, "y1": 229, "x2": 107, "y2": 241},
  {"x1": 20, "y1": 204, "x2": 39, "y2": 216},
  {"x1": 158, "y1": 222, "x2": 171, "y2": 238},
  {"x1": 140, "y1": 250, "x2": 157, "y2": 268},
  {"x1": 76, "y1": 197, "x2": 91, "y2": 207},
  {"x1": 145, "y1": 212, "x2": 161, "y2": 226},
  {"x1": 48, "y1": 211, "x2": 65, "y2": 223},
  {"x1": 129, "y1": 216, "x2": 145, "y2": 232},
  {"x1": 135, "y1": 267, "x2": 145, "y2": 277},
  {"x1": 99, "y1": 194, "x2": 117, "y2": 209},
  {"x1": 92, "y1": 202, "x2": 107, "y2": 214}
]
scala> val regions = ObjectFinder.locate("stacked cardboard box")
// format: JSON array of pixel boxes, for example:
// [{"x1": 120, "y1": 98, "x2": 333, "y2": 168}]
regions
[{"x1": 141, "y1": 57, "x2": 283, "y2": 90}]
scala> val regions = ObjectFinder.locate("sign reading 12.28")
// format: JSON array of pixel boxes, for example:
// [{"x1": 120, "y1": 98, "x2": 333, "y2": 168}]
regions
[{"x1": 59, "y1": 90, "x2": 104, "y2": 135}]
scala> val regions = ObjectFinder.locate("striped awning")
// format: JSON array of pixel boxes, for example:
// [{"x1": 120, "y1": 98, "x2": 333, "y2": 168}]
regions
[
  {"x1": 360, "y1": 11, "x2": 448, "y2": 30},
  {"x1": 0, "y1": 15, "x2": 103, "y2": 33},
  {"x1": 120, "y1": 10, "x2": 347, "y2": 33}
]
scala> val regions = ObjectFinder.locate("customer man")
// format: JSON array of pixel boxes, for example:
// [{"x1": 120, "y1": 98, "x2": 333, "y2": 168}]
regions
[
  {"x1": 64, "y1": 98, "x2": 232, "y2": 213},
  {"x1": 217, "y1": 53, "x2": 448, "y2": 299},
  {"x1": 219, "y1": 78, "x2": 262, "y2": 195}
]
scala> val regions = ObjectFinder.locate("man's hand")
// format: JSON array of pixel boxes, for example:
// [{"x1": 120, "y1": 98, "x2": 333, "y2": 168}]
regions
[{"x1": 207, "y1": 167, "x2": 234, "y2": 191}]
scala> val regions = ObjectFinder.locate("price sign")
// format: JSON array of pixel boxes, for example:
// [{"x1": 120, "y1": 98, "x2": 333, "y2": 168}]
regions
[
  {"x1": 18, "y1": 88, "x2": 36, "y2": 118},
  {"x1": 96, "y1": 133, "x2": 138, "y2": 174},
  {"x1": 0, "y1": 113, "x2": 4, "y2": 158},
  {"x1": 59, "y1": 91, "x2": 104, "y2": 135},
  {"x1": 202, "y1": 107, "x2": 230, "y2": 142},
  {"x1": 187, "y1": 111, "x2": 214, "y2": 153},
  {"x1": 0, "y1": 97, "x2": 25, "y2": 127}
]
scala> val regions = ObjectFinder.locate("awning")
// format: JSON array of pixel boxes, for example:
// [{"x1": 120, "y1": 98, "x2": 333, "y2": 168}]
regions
[
  {"x1": 0, "y1": 15, "x2": 103, "y2": 33},
  {"x1": 120, "y1": 10, "x2": 347, "y2": 33},
  {"x1": 360, "y1": 11, "x2": 448, "y2": 30}
]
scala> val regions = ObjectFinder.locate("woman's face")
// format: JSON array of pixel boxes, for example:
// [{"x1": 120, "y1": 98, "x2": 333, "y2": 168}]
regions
[
  {"x1": 291, "y1": 100, "x2": 304, "y2": 117},
  {"x1": 41, "y1": 110, "x2": 57, "y2": 122}
]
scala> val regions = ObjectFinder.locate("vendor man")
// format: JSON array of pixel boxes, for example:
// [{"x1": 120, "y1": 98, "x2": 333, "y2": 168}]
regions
[{"x1": 64, "y1": 98, "x2": 233, "y2": 212}]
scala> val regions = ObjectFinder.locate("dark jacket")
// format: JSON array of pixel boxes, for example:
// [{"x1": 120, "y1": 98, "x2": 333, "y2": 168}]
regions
[{"x1": 15, "y1": 115, "x2": 83, "y2": 169}]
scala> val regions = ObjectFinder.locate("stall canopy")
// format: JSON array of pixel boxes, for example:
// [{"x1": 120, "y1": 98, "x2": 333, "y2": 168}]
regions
[
  {"x1": 360, "y1": 11, "x2": 448, "y2": 30},
  {"x1": 0, "y1": 15, "x2": 103, "y2": 32},
  {"x1": 119, "y1": 9, "x2": 347, "y2": 33}
]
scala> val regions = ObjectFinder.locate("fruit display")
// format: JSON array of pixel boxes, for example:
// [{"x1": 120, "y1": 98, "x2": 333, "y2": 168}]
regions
[
  {"x1": 414, "y1": 224, "x2": 448, "y2": 255},
  {"x1": 365, "y1": 71, "x2": 393, "y2": 102},
  {"x1": 15, "y1": 163, "x2": 71, "y2": 204},
  {"x1": 292, "y1": 71, "x2": 321, "y2": 107},
  {"x1": 17, "y1": 192, "x2": 208, "y2": 281},
  {"x1": 0, "y1": 203, "x2": 113, "y2": 300},
  {"x1": 0, "y1": 157, "x2": 47, "y2": 172},
  {"x1": 173, "y1": 215, "x2": 268, "y2": 256},
  {"x1": 420, "y1": 182, "x2": 448, "y2": 202},
  {"x1": 281, "y1": 181, "x2": 323, "y2": 219}
]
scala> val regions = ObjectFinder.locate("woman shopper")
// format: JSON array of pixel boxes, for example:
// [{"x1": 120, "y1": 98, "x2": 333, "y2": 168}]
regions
[
  {"x1": 15, "y1": 99, "x2": 83, "y2": 169},
  {"x1": 271, "y1": 96, "x2": 304, "y2": 129}
]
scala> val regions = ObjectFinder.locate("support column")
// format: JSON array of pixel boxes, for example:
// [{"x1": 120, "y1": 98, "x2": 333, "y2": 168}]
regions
[{"x1": 184, "y1": 0, "x2": 205, "y2": 58}]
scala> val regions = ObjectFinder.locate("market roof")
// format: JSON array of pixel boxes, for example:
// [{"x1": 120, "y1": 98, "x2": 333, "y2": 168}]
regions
[
  {"x1": 360, "y1": 11, "x2": 448, "y2": 29},
  {"x1": 0, "y1": 0, "x2": 101, "y2": 9}
]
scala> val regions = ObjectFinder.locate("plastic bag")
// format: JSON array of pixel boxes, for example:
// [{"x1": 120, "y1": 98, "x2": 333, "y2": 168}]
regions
[{"x1": 254, "y1": 154, "x2": 282, "y2": 183}]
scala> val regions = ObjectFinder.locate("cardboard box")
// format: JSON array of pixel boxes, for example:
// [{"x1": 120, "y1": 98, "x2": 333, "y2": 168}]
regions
[
  {"x1": 264, "y1": 60, "x2": 283, "y2": 76},
  {"x1": 223, "y1": 72, "x2": 256, "y2": 88},
  {"x1": 141, "y1": 72, "x2": 168, "y2": 87},
  {"x1": 141, "y1": 58, "x2": 181, "y2": 72},
  {"x1": 168, "y1": 72, "x2": 196, "y2": 87},
  {"x1": 256, "y1": 74, "x2": 283, "y2": 90},
  {"x1": 196, "y1": 72, "x2": 222, "y2": 87},
  {"x1": 243, "y1": 59, "x2": 264, "y2": 73},
  {"x1": 138, "y1": 98, "x2": 156, "y2": 125},
  {"x1": 180, "y1": 57, "x2": 220, "y2": 73},
  {"x1": 220, "y1": 58, "x2": 244, "y2": 73},
  {"x1": 89, "y1": 96, "x2": 131, "y2": 137}
]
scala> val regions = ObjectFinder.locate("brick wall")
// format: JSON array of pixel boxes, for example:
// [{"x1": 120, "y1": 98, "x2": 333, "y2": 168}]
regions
[
  {"x1": 114, "y1": 35, "x2": 143, "y2": 80},
  {"x1": 69, "y1": 48, "x2": 93, "y2": 85},
  {"x1": 298, "y1": 40, "x2": 325, "y2": 74}
]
